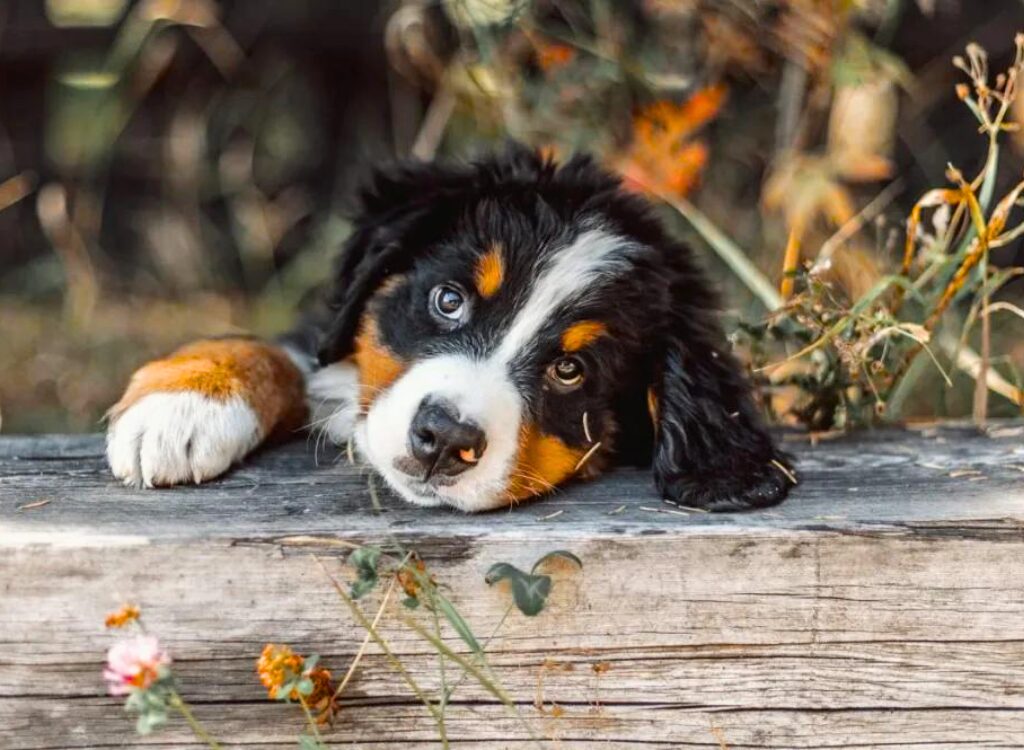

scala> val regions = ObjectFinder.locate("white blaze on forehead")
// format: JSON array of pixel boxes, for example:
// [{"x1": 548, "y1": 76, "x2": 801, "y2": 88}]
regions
[{"x1": 495, "y1": 228, "x2": 633, "y2": 365}]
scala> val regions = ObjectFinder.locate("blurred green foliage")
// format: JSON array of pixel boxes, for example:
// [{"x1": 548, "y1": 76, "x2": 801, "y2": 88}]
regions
[{"x1": 2, "y1": 0, "x2": 1024, "y2": 433}]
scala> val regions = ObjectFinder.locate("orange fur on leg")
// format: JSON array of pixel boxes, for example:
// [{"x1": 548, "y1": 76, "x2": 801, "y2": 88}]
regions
[{"x1": 109, "y1": 338, "x2": 307, "y2": 437}]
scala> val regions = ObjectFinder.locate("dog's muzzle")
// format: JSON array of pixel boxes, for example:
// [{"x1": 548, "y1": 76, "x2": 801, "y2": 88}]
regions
[{"x1": 403, "y1": 396, "x2": 487, "y2": 480}]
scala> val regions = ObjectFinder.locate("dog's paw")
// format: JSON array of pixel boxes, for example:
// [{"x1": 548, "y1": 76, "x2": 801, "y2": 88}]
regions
[
  {"x1": 658, "y1": 459, "x2": 797, "y2": 512},
  {"x1": 106, "y1": 392, "x2": 262, "y2": 488}
]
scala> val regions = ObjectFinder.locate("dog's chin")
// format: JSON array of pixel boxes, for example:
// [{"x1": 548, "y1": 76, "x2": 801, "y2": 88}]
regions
[
  {"x1": 386, "y1": 475, "x2": 448, "y2": 508},
  {"x1": 379, "y1": 466, "x2": 513, "y2": 512}
]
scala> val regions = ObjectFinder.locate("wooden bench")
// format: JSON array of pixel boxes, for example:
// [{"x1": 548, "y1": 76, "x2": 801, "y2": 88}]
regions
[{"x1": 2, "y1": 426, "x2": 1024, "y2": 748}]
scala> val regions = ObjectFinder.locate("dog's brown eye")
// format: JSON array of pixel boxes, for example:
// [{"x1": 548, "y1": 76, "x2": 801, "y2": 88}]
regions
[
  {"x1": 549, "y1": 357, "x2": 584, "y2": 387},
  {"x1": 431, "y1": 284, "x2": 467, "y2": 322}
]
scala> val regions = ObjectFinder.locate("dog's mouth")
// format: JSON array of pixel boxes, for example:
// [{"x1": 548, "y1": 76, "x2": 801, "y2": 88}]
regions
[{"x1": 391, "y1": 456, "x2": 460, "y2": 487}]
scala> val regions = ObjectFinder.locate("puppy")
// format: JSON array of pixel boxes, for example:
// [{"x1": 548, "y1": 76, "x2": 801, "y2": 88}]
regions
[{"x1": 106, "y1": 146, "x2": 795, "y2": 512}]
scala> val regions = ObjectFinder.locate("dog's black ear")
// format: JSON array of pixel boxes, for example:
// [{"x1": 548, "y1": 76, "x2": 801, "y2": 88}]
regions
[
  {"x1": 315, "y1": 160, "x2": 474, "y2": 365},
  {"x1": 315, "y1": 144, "x2": 555, "y2": 365},
  {"x1": 649, "y1": 271, "x2": 796, "y2": 512}
]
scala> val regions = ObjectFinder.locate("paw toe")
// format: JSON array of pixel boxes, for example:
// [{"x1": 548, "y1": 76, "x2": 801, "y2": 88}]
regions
[{"x1": 106, "y1": 393, "x2": 261, "y2": 488}]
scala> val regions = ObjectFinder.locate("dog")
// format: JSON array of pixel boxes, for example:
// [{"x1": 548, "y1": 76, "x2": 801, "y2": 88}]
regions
[{"x1": 106, "y1": 146, "x2": 795, "y2": 512}]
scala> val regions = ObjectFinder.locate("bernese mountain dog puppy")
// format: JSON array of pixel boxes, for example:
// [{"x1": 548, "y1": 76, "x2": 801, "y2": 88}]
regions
[{"x1": 106, "y1": 146, "x2": 796, "y2": 512}]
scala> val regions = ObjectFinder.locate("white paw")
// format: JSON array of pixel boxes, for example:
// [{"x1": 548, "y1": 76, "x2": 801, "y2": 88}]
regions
[{"x1": 106, "y1": 393, "x2": 263, "y2": 488}]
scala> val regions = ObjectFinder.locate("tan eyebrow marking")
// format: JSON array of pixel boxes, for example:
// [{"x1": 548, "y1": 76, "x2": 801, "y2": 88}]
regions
[
  {"x1": 561, "y1": 321, "x2": 608, "y2": 352},
  {"x1": 474, "y1": 245, "x2": 504, "y2": 299}
]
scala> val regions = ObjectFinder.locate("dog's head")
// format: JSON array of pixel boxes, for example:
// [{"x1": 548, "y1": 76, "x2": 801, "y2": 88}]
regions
[{"x1": 316, "y1": 146, "x2": 791, "y2": 512}]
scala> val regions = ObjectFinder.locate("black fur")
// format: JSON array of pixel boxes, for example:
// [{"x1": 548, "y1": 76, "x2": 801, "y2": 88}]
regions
[{"x1": 305, "y1": 144, "x2": 795, "y2": 511}]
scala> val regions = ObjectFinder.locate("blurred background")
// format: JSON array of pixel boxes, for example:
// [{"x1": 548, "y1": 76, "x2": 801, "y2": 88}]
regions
[{"x1": 2, "y1": 0, "x2": 1023, "y2": 434}]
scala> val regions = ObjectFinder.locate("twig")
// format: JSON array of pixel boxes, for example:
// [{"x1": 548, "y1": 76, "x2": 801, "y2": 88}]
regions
[
  {"x1": 427, "y1": 588, "x2": 451, "y2": 749},
  {"x1": 771, "y1": 459, "x2": 798, "y2": 485},
  {"x1": 946, "y1": 337, "x2": 1023, "y2": 405},
  {"x1": 812, "y1": 178, "x2": 905, "y2": 269},
  {"x1": 333, "y1": 574, "x2": 399, "y2": 699},
  {"x1": 411, "y1": 85, "x2": 456, "y2": 160},
  {"x1": 573, "y1": 441, "x2": 602, "y2": 472},
  {"x1": 298, "y1": 696, "x2": 327, "y2": 748},
  {"x1": 168, "y1": 691, "x2": 222, "y2": 750},
  {"x1": 312, "y1": 555, "x2": 445, "y2": 727},
  {"x1": 395, "y1": 612, "x2": 513, "y2": 705},
  {"x1": 650, "y1": 188, "x2": 783, "y2": 310}
]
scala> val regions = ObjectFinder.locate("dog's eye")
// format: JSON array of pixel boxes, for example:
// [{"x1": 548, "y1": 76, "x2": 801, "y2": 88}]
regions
[
  {"x1": 548, "y1": 356, "x2": 584, "y2": 387},
  {"x1": 431, "y1": 284, "x2": 468, "y2": 323}
]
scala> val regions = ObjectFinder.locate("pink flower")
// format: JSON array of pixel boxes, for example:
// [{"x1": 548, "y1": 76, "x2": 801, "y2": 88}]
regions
[{"x1": 103, "y1": 636, "x2": 171, "y2": 696}]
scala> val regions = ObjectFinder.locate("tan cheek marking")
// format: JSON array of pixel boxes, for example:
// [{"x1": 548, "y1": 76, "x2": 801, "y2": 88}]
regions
[
  {"x1": 561, "y1": 321, "x2": 607, "y2": 352},
  {"x1": 110, "y1": 339, "x2": 306, "y2": 435},
  {"x1": 474, "y1": 245, "x2": 504, "y2": 299},
  {"x1": 647, "y1": 386, "x2": 660, "y2": 429},
  {"x1": 353, "y1": 316, "x2": 406, "y2": 409},
  {"x1": 505, "y1": 422, "x2": 585, "y2": 502}
]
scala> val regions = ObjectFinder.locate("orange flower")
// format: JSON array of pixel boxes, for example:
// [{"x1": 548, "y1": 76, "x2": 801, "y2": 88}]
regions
[
  {"x1": 536, "y1": 42, "x2": 575, "y2": 72},
  {"x1": 257, "y1": 643, "x2": 305, "y2": 700},
  {"x1": 257, "y1": 644, "x2": 338, "y2": 722},
  {"x1": 104, "y1": 603, "x2": 141, "y2": 629},
  {"x1": 306, "y1": 666, "x2": 339, "y2": 725},
  {"x1": 396, "y1": 557, "x2": 431, "y2": 599},
  {"x1": 615, "y1": 85, "x2": 726, "y2": 198}
]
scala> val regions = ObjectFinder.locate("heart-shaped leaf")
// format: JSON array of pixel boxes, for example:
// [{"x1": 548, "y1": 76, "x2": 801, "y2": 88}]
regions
[{"x1": 485, "y1": 562, "x2": 553, "y2": 617}]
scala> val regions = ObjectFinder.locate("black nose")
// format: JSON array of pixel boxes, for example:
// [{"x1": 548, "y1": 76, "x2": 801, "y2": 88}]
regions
[{"x1": 409, "y1": 398, "x2": 487, "y2": 479}]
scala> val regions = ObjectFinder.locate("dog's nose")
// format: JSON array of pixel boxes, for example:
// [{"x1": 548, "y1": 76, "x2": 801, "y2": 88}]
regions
[{"x1": 409, "y1": 398, "x2": 487, "y2": 478}]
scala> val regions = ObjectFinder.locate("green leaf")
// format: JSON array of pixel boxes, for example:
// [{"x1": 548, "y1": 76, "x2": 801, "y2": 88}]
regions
[
  {"x1": 435, "y1": 592, "x2": 483, "y2": 653},
  {"x1": 348, "y1": 546, "x2": 382, "y2": 599},
  {"x1": 350, "y1": 576, "x2": 377, "y2": 599},
  {"x1": 134, "y1": 707, "x2": 167, "y2": 736},
  {"x1": 349, "y1": 546, "x2": 381, "y2": 571},
  {"x1": 485, "y1": 562, "x2": 553, "y2": 617},
  {"x1": 298, "y1": 734, "x2": 323, "y2": 750},
  {"x1": 484, "y1": 562, "x2": 519, "y2": 586},
  {"x1": 277, "y1": 678, "x2": 298, "y2": 701},
  {"x1": 303, "y1": 654, "x2": 320, "y2": 672},
  {"x1": 531, "y1": 549, "x2": 583, "y2": 574},
  {"x1": 296, "y1": 677, "x2": 314, "y2": 696},
  {"x1": 124, "y1": 690, "x2": 146, "y2": 712}
]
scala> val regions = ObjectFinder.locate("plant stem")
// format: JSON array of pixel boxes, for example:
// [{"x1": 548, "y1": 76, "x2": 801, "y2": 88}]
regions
[
  {"x1": 396, "y1": 613, "x2": 512, "y2": 705},
  {"x1": 168, "y1": 691, "x2": 222, "y2": 750},
  {"x1": 658, "y1": 190, "x2": 783, "y2": 311},
  {"x1": 443, "y1": 603, "x2": 514, "y2": 703},
  {"x1": 334, "y1": 573, "x2": 398, "y2": 699},
  {"x1": 298, "y1": 696, "x2": 327, "y2": 748},
  {"x1": 397, "y1": 612, "x2": 544, "y2": 748},
  {"x1": 428, "y1": 589, "x2": 451, "y2": 750},
  {"x1": 312, "y1": 556, "x2": 446, "y2": 728}
]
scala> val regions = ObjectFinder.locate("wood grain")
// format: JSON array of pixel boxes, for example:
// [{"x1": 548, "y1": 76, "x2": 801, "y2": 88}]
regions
[{"x1": 1, "y1": 427, "x2": 1023, "y2": 748}]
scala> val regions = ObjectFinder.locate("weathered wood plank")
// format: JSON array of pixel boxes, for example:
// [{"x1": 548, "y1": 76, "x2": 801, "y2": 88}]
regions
[
  {"x1": 2, "y1": 426, "x2": 1024, "y2": 541},
  {"x1": 1, "y1": 428, "x2": 1023, "y2": 748},
  {"x1": 3, "y1": 700, "x2": 1024, "y2": 749}
]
